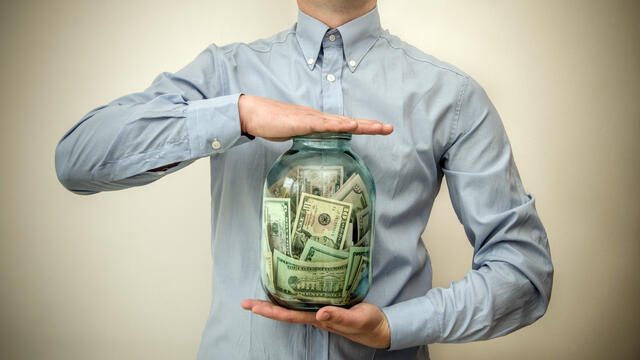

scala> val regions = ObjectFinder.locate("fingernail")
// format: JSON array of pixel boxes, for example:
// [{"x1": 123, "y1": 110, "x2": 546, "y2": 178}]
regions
[{"x1": 318, "y1": 311, "x2": 330, "y2": 321}]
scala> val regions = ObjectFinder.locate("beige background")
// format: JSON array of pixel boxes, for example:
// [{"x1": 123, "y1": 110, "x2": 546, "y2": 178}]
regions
[{"x1": 1, "y1": 0, "x2": 638, "y2": 359}]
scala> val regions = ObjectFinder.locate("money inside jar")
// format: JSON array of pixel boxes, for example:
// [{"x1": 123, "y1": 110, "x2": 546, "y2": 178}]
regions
[{"x1": 262, "y1": 165, "x2": 371, "y2": 307}]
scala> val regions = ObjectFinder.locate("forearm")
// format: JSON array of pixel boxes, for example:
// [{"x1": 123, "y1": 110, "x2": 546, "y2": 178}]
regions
[
  {"x1": 383, "y1": 196, "x2": 553, "y2": 348},
  {"x1": 54, "y1": 43, "x2": 259, "y2": 194},
  {"x1": 55, "y1": 93, "x2": 246, "y2": 194}
]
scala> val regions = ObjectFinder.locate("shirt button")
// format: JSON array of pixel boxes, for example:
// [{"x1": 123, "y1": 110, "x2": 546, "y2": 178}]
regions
[
  {"x1": 211, "y1": 140, "x2": 222, "y2": 150},
  {"x1": 349, "y1": 60, "x2": 356, "y2": 67},
  {"x1": 307, "y1": 58, "x2": 314, "y2": 65},
  {"x1": 326, "y1": 74, "x2": 335, "y2": 82},
  {"x1": 329, "y1": 34, "x2": 336, "y2": 41}
]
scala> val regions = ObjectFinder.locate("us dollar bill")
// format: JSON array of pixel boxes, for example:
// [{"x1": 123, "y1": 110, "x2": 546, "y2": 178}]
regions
[
  {"x1": 261, "y1": 211, "x2": 275, "y2": 291},
  {"x1": 343, "y1": 246, "x2": 369, "y2": 296},
  {"x1": 273, "y1": 249, "x2": 348, "y2": 299},
  {"x1": 263, "y1": 197, "x2": 292, "y2": 256},
  {"x1": 300, "y1": 239, "x2": 349, "y2": 262},
  {"x1": 267, "y1": 168, "x2": 300, "y2": 227},
  {"x1": 343, "y1": 223, "x2": 355, "y2": 249},
  {"x1": 331, "y1": 173, "x2": 368, "y2": 212},
  {"x1": 290, "y1": 193, "x2": 352, "y2": 257},
  {"x1": 331, "y1": 173, "x2": 370, "y2": 243},
  {"x1": 343, "y1": 256, "x2": 364, "y2": 298},
  {"x1": 267, "y1": 168, "x2": 298, "y2": 198},
  {"x1": 353, "y1": 229, "x2": 370, "y2": 247},
  {"x1": 355, "y1": 207, "x2": 371, "y2": 242},
  {"x1": 298, "y1": 166, "x2": 344, "y2": 198},
  {"x1": 343, "y1": 256, "x2": 369, "y2": 300},
  {"x1": 262, "y1": 249, "x2": 275, "y2": 292}
]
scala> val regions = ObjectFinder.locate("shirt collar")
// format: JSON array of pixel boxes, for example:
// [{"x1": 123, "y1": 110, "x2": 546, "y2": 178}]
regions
[{"x1": 295, "y1": 6, "x2": 383, "y2": 73}]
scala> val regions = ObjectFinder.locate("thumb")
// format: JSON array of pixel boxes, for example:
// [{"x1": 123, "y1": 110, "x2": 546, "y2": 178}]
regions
[{"x1": 316, "y1": 306, "x2": 360, "y2": 329}]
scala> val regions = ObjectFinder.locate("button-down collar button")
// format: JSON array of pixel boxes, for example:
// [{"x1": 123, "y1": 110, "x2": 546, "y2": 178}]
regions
[
  {"x1": 349, "y1": 60, "x2": 357, "y2": 67},
  {"x1": 326, "y1": 74, "x2": 335, "y2": 82},
  {"x1": 211, "y1": 140, "x2": 222, "y2": 150},
  {"x1": 328, "y1": 34, "x2": 336, "y2": 41},
  {"x1": 307, "y1": 58, "x2": 314, "y2": 65}
]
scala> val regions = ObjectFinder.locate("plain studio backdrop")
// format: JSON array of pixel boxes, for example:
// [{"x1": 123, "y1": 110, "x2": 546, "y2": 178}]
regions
[{"x1": 1, "y1": 0, "x2": 638, "y2": 359}]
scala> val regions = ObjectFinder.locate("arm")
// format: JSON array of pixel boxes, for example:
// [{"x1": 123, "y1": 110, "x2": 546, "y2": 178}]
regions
[
  {"x1": 382, "y1": 76, "x2": 554, "y2": 348},
  {"x1": 55, "y1": 44, "x2": 244, "y2": 194},
  {"x1": 241, "y1": 77, "x2": 552, "y2": 350},
  {"x1": 55, "y1": 44, "x2": 393, "y2": 195}
]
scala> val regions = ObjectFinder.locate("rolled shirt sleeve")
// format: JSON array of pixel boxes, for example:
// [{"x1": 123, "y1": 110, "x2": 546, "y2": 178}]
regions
[
  {"x1": 382, "y1": 76, "x2": 553, "y2": 349},
  {"x1": 55, "y1": 44, "x2": 250, "y2": 194}
]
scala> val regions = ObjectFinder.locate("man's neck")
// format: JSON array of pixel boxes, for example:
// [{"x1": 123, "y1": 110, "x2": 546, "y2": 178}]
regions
[{"x1": 297, "y1": 0, "x2": 377, "y2": 29}]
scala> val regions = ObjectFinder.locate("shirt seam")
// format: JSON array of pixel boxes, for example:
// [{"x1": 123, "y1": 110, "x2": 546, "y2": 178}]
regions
[
  {"x1": 377, "y1": 33, "x2": 472, "y2": 152},
  {"x1": 445, "y1": 76, "x2": 470, "y2": 152},
  {"x1": 378, "y1": 34, "x2": 466, "y2": 77},
  {"x1": 223, "y1": 30, "x2": 296, "y2": 55}
]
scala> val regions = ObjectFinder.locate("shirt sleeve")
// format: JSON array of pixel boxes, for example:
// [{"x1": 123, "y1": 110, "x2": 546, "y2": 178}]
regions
[
  {"x1": 381, "y1": 76, "x2": 554, "y2": 349},
  {"x1": 55, "y1": 44, "x2": 251, "y2": 195}
]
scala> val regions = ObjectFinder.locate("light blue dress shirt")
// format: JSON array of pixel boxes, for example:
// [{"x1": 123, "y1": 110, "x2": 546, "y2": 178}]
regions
[{"x1": 55, "y1": 7, "x2": 553, "y2": 360}]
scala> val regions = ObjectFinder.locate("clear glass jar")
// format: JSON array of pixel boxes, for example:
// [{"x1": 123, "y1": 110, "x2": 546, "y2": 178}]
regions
[{"x1": 260, "y1": 133, "x2": 375, "y2": 310}]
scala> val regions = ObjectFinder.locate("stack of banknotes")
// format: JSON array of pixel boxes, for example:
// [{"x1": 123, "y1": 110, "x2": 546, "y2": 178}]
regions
[{"x1": 262, "y1": 165, "x2": 372, "y2": 305}]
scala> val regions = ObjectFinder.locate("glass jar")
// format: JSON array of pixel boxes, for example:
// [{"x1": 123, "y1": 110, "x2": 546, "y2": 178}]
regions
[{"x1": 260, "y1": 133, "x2": 376, "y2": 310}]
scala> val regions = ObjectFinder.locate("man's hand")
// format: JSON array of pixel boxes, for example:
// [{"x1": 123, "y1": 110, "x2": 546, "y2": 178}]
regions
[
  {"x1": 241, "y1": 299, "x2": 391, "y2": 349},
  {"x1": 238, "y1": 95, "x2": 394, "y2": 141}
]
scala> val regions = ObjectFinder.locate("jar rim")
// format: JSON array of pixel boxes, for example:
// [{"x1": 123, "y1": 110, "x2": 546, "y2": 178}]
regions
[{"x1": 293, "y1": 132, "x2": 352, "y2": 141}]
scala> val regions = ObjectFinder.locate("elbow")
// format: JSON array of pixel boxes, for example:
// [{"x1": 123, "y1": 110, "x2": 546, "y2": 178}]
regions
[
  {"x1": 528, "y1": 257, "x2": 554, "y2": 324},
  {"x1": 55, "y1": 140, "x2": 98, "y2": 195},
  {"x1": 540, "y1": 261, "x2": 554, "y2": 317}
]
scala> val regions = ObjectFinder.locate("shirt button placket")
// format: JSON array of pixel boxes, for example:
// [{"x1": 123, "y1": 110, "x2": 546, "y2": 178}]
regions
[{"x1": 320, "y1": 31, "x2": 344, "y2": 116}]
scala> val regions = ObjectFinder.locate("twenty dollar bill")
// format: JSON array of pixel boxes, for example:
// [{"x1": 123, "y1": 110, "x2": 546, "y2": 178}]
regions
[{"x1": 290, "y1": 193, "x2": 352, "y2": 257}]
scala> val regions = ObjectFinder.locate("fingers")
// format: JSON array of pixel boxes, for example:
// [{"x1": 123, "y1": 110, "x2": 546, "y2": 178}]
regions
[
  {"x1": 241, "y1": 299, "x2": 317, "y2": 325},
  {"x1": 240, "y1": 299, "x2": 263, "y2": 310},
  {"x1": 307, "y1": 115, "x2": 393, "y2": 136},
  {"x1": 351, "y1": 119, "x2": 394, "y2": 135},
  {"x1": 311, "y1": 117, "x2": 358, "y2": 133}
]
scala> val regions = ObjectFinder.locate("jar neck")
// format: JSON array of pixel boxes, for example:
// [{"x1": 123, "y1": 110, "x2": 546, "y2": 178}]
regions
[{"x1": 292, "y1": 133, "x2": 352, "y2": 150}]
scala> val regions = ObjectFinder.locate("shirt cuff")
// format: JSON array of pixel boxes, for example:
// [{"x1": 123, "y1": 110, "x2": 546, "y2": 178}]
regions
[
  {"x1": 185, "y1": 93, "x2": 251, "y2": 158},
  {"x1": 381, "y1": 296, "x2": 442, "y2": 350}
]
